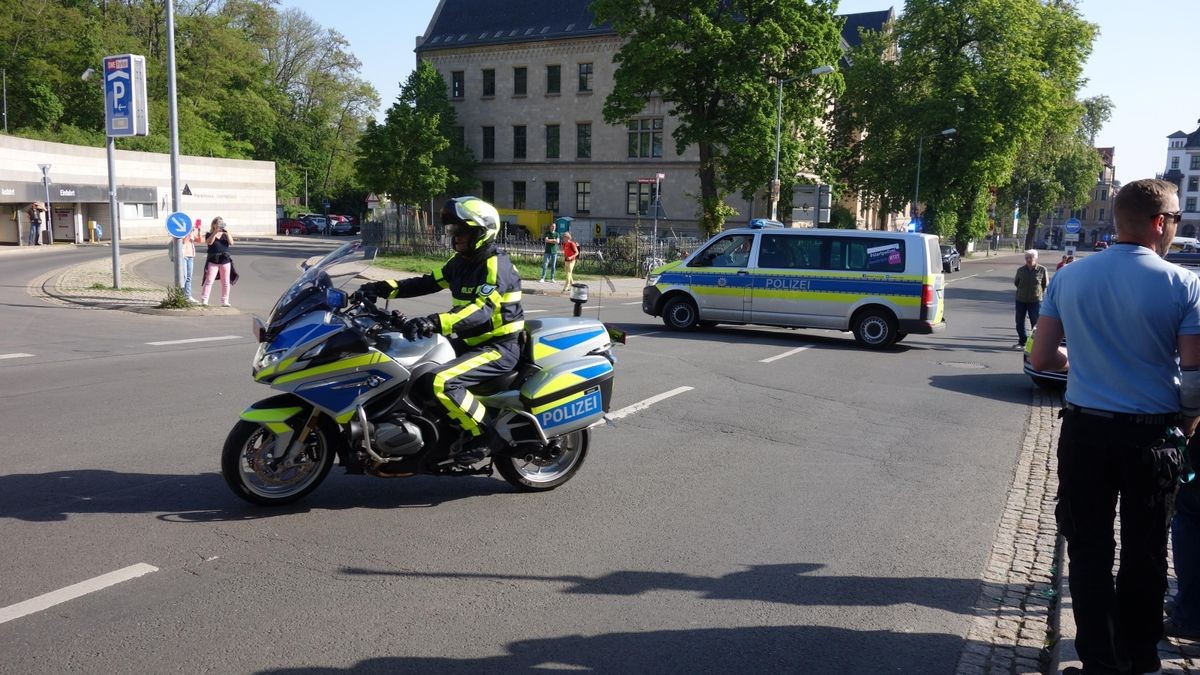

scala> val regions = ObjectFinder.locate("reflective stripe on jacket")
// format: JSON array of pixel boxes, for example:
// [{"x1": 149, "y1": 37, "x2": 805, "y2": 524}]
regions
[{"x1": 389, "y1": 248, "x2": 524, "y2": 346}]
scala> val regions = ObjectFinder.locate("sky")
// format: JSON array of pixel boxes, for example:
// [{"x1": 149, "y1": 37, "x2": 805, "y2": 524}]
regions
[{"x1": 279, "y1": 0, "x2": 1200, "y2": 184}]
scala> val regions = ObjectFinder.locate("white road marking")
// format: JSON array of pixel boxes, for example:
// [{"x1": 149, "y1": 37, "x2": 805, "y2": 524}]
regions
[
  {"x1": 145, "y1": 335, "x2": 241, "y2": 346},
  {"x1": 0, "y1": 353, "x2": 34, "y2": 360},
  {"x1": 0, "y1": 563, "x2": 158, "y2": 625},
  {"x1": 759, "y1": 346, "x2": 810, "y2": 363},
  {"x1": 608, "y1": 386, "x2": 693, "y2": 420},
  {"x1": 524, "y1": 309, "x2": 548, "y2": 314},
  {"x1": 622, "y1": 301, "x2": 642, "y2": 305},
  {"x1": 944, "y1": 273, "x2": 979, "y2": 284},
  {"x1": 635, "y1": 331, "x2": 662, "y2": 337}
]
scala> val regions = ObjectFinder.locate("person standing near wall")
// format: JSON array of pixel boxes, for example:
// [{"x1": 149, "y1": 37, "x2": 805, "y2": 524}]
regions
[
  {"x1": 179, "y1": 221, "x2": 201, "y2": 303},
  {"x1": 26, "y1": 202, "x2": 45, "y2": 246}
]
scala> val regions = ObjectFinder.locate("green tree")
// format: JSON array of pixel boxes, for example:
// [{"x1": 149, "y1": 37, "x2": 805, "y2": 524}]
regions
[
  {"x1": 592, "y1": 0, "x2": 844, "y2": 236},
  {"x1": 834, "y1": 0, "x2": 1097, "y2": 244},
  {"x1": 356, "y1": 65, "x2": 450, "y2": 221},
  {"x1": 408, "y1": 59, "x2": 477, "y2": 197}
]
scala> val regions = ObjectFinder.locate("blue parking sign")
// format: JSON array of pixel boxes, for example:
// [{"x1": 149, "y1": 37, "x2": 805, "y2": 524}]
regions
[{"x1": 103, "y1": 54, "x2": 149, "y2": 137}]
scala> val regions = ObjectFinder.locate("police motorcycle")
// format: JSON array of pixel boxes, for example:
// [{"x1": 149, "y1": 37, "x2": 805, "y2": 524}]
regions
[{"x1": 221, "y1": 240, "x2": 621, "y2": 506}]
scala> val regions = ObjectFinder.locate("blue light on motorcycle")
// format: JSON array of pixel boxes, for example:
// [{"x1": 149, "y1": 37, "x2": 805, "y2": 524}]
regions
[{"x1": 327, "y1": 288, "x2": 348, "y2": 308}]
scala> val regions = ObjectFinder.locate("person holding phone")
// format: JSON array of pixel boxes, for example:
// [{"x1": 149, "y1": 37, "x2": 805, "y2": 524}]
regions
[{"x1": 200, "y1": 216, "x2": 235, "y2": 307}]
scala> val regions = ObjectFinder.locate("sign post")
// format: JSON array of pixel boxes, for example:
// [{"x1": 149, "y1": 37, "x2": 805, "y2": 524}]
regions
[{"x1": 102, "y1": 53, "x2": 149, "y2": 289}]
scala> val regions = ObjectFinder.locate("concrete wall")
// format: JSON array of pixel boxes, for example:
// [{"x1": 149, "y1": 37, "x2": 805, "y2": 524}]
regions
[{"x1": 0, "y1": 135, "x2": 275, "y2": 245}]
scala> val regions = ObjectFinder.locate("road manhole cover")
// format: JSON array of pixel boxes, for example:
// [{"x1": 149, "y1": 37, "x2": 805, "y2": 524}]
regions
[{"x1": 939, "y1": 361, "x2": 988, "y2": 369}]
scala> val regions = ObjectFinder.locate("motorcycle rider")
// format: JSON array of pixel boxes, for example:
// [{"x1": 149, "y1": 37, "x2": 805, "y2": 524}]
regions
[{"x1": 358, "y1": 196, "x2": 524, "y2": 465}]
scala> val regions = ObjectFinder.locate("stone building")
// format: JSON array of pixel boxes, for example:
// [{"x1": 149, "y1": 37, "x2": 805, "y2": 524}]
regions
[
  {"x1": 415, "y1": 0, "x2": 888, "y2": 239},
  {"x1": 1163, "y1": 124, "x2": 1200, "y2": 238}
]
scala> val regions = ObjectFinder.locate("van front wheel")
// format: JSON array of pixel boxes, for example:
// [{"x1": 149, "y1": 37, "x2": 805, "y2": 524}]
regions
[
  {"x1": 662, "y1": 296, "x2": 699, "y2": 330},
  {"x1": 852, "y1": 309, "x2": 898, "y2": 349}
]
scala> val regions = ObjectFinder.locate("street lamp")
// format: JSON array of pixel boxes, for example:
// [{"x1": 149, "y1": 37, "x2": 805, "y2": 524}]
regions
[
  {"x1": 912, "y1": 127, "x2": 957, "y2": 227},
  {"x1": 771, "y1": 64, "x2": 834, "y2": 221},
  {"x1": 37, "y1": 164, "x2": 52, "y2": 245}
]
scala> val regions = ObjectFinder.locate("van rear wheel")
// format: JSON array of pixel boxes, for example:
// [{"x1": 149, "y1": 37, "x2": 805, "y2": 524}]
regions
[{"x1": 852, "y1": 309, "x2": 899, "y2": 349}]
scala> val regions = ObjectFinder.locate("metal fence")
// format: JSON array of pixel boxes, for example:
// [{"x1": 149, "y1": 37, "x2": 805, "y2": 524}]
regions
[{"x1": 361, "y1": 210, "x2": 703, "y2": 278}]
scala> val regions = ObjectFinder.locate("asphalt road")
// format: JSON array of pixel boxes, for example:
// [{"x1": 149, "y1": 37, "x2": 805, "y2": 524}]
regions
[{"x1": 0, "y1": 242, "x2": 1036, "y2": 674}]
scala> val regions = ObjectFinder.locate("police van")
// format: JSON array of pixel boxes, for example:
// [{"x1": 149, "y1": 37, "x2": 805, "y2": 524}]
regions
[{"x1": 642, "y1": 223, "x2": 946, "y2": 349}]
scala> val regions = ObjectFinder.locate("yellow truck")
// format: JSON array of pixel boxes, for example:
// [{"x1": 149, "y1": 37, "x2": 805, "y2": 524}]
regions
[{"x1": 497, "y1": 208, "x2": 553, "y2": 238}]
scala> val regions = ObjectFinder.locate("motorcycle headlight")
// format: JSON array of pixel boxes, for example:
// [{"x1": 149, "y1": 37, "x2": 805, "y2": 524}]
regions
[{"x1": 254, "y1": 347, "x2": 286, "y2": 373}]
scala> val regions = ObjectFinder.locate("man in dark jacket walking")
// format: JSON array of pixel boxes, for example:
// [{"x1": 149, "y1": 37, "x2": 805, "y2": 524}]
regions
[
  {"x1": 359, "y1": 197, "x2": 524, "y2": 465},
  {"x1": 1014, "y1": 249, "x2": 1048, "y2": 348}
]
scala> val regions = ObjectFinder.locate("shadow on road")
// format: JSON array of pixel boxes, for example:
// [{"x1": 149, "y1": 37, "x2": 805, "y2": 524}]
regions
[
  {"x1": 341, "y1": 562, "x2": 981, "y2": 614},
  {"x1": 255, "y1": 624, "x2": 970, "y2": 674},
  {"x1": 928, "y1": 371, "x2": 1034, "y2": 404},
  {"x1": 0, "y1": 469, "x2": 514, "y2": 522}
]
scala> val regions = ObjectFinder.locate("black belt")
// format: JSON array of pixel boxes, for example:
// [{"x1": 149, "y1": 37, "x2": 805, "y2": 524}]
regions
[{"x1": 1063, "y1": 402, "x2": 1178, "y2": 426}]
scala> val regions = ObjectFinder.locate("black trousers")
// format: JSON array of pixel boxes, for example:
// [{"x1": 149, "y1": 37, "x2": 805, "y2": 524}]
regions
[
  {"x1": 418, "y1": 340, "x2": 520, "y2": 438},
  {"x1": 1056, "y1": 410, "x2": 1180, "y2": 674}
]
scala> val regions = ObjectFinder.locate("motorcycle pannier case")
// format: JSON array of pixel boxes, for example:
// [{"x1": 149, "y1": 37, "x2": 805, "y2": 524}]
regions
[{"x1": 520, "y1": 356, "x2": 614, "y2": 435}]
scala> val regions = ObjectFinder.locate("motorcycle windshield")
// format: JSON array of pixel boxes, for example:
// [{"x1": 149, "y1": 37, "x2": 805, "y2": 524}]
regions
[{"x1": 267, "y1": 240, "x2": 377, "y2": 326}]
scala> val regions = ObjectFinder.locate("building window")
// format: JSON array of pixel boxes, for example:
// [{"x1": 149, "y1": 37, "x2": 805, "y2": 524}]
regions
[
  {"x1": 575, "y1": 181, "x2": 591, "y2": 213},
  {"x1": 1173, "y1": 157, "x2": 1181, "y2": 170},
  {"x1": 1188, "y1": 197, "x2": 1198, "y2": 213},
  {"x1": 547, "y1": 65, "x2": 561, "y2": 95},
  {"x1": 451, "y1": 126, "x2": 465, "y2": 149},
  {"x1": 626, "y1": 182, "x2": 659, "y2": 215},
  {"x1": 482, "y1": 69, "x2": 495, "y2": 97},
  {"x1": 1098, "y1": 208, "x2": 1105, "y2": 222},
  {"x1": 513, "y1": 67, "x2": 527, "y2": 96},
  {"x1": 451, "y1": 71, "x2": 464, "y2": 99},
  {"x1": 122, "y1": 202, "x2": 157, "y2": 218},
  {"x1": 1190, "y1": 177, "x2": 1199, "y2": 193},
  {"x1": 1192, "y1": 156, "x2": 1200, "y2": 171},
  {"x1": 545, "y1": 124, "x2": 560, "y2": 159},
  {"x1": 482, "y1": 180, "x2": 495, "y2": 203},
  {"x1": 545, "y1": 181, "x2": 560, "y2": 213},
  {"x1": 482, "y1": 126, "x2": 495, "y2": 160},
  {"x1": 576, "y1": 122, "x2": 591, "y2": 159},
  {"x1": 512, "y1": 125, "x2": 526, "y2": 159},
  {"x1": 1099, "y1": 189, "x2": 1107, "y2": 201},
  {"x1": 513, "y1": 181, "x2": 526, "y2": 210},
  {"x1": 627, "y1": 118, "x2": 664, "y2": 158},
  {"x1": 578, "y1": 63, "x2": 593, "y2": 92}
]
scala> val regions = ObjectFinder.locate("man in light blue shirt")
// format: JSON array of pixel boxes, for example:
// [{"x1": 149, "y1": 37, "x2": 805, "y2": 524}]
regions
[{"x1": 1032, "y1": 178, "x2": 1200, "y2": 675}]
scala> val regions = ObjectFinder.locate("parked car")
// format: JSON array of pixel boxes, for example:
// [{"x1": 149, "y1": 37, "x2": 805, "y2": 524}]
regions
[
  {"x1": 276, "y1": 218, "x2": 306, "y2": 236},
  {"x1": 1092, "y1": 240, "x2": 1108, "y2": 251},
  {"x1": 298, "y1": 215, "x2": 327, "y2": 234},
  {"x1": 330, "y1": 218, "x2": 357, "y2": 235},
  {"x1": 1033, "y1": 240, "x2": 1050, "y2": 249},
  {"x1": 940, "y1": 245, "x2": 961, "y2": 273}
]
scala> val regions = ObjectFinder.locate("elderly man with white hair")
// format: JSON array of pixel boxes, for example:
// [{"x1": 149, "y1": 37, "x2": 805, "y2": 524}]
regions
[{"x1": 1013, "y1": 248, "x2": 1048, "y2": 348}]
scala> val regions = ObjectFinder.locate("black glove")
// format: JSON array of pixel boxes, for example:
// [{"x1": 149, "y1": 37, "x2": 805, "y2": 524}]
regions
[
  {"x1": 401, "y1": 315, "x2": 439, "y2": 341},
  {"x1": 357, "y1": 281, "x2": 394, "y2": 301}
]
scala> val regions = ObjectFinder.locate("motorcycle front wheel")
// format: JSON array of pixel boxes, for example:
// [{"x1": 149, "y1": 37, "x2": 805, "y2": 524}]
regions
[
  {"x1": 221, "y1": 419, "x2": 335, "y2": 505},
  {"x1": 495, "y1": 429, "x2": 588, "y2": 492}
]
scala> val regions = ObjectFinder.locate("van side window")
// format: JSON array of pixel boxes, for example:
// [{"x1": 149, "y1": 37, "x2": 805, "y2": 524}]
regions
[
  {"x1": 690, "y1": 234, "x2": 753, "y2": 268},
  {"x1": 762, "y1": 234, "x2": 819, "y2": 269},
  {"x1": 829, "y1": 237, "x2": 905, "y2": 272}
]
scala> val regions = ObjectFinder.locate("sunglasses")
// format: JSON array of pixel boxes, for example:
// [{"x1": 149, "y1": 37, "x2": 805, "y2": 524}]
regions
[{"x1": 1158, "y1": 211, "x2": 1183, "y2": 223}]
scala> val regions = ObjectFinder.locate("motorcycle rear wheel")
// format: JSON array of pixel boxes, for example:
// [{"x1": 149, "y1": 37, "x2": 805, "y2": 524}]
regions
[
  {"x1": 221, "y1": 419, "x2": 335, "y2": 505},
  {"x1": 495, "y1": 429, "x2": 588, "y2": 491}
]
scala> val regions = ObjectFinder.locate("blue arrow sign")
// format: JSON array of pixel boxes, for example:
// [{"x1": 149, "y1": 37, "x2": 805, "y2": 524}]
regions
[{"x1": 165, "y1": 211, "x2": 193, "y2": 238}]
